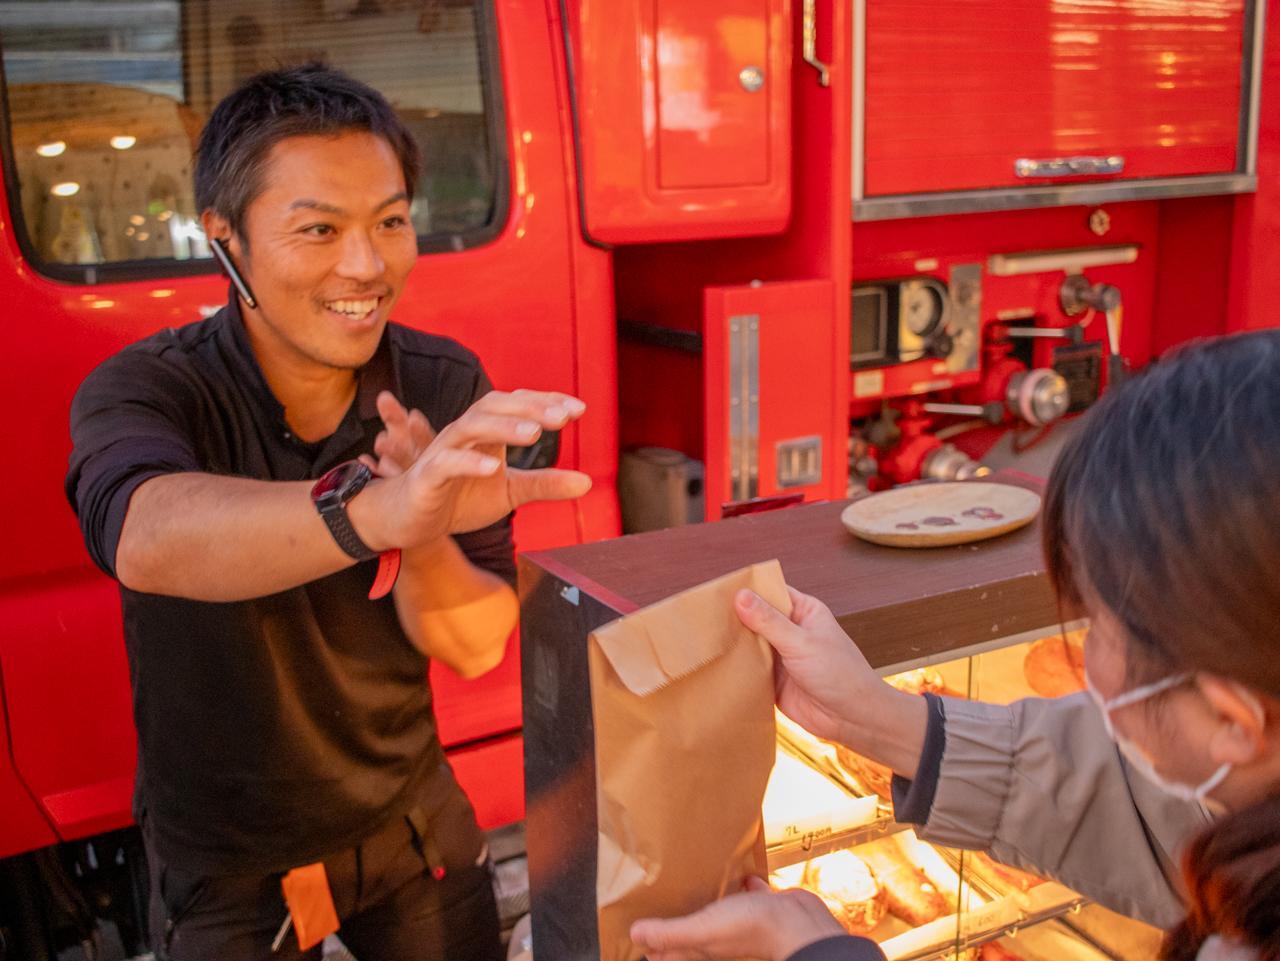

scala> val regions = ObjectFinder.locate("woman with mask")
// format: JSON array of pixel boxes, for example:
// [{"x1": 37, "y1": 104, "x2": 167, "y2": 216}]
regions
[{"x1": 631, "y1": 330, "x2": 1280, "y2": 961}]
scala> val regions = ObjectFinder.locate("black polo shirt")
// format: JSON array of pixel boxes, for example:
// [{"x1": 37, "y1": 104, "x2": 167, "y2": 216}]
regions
[{"x1": 65, "y1": 295, "x2": 514, "y2": 876}]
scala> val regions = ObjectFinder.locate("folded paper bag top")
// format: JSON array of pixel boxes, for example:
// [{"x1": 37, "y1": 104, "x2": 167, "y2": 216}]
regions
[{"x1": 589, "y1": 560, "x2": 791, "y2": 961}]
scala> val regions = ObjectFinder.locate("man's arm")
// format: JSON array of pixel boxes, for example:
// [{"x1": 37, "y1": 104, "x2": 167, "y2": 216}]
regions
[
  {"x1": 390, "y1": 536, "x2": 517, "y2": 678},
  {"x1": 360, "y1": 390, "x2": 517, "y2": 676},
  {"x1": 115, "y1": 473, "x2": 354, "y2": 599},
  {"x1": 109, "y1": 388, "x2": 587, "y2": 601}
]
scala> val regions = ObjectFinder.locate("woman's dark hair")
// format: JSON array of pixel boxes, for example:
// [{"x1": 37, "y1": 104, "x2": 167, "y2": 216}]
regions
[
  {"x1": 194, "y1": 63, "x2": 421, "y2": 244},
  {"x1": 1042, "y1": 328, "x2": 1280, "y2": 961},
  {"x1": 1162, "y1": 794, "x2": 1280, "y2": 961},
  {"x1": 1043, "y1": 328, "x2": 1280, "y2": 695}
]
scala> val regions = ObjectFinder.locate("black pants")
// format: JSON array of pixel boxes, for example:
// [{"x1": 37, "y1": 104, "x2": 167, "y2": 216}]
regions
[{"x1": 145, "y1": 785, "x2": 504, "y2": 961}]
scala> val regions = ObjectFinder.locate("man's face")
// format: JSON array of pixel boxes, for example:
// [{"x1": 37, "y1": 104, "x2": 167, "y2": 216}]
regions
[{"x1": 232, "y1": 131, "x2": 419, "y2": 374}]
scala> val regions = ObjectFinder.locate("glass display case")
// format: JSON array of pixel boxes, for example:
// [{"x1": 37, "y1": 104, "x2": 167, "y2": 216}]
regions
[
  {"x1": 759, "y1": 630, "x2": 1162, "y2": 961},
  {"x1": 520, "y1": 486, "x2": 1162, "y2": 961}
]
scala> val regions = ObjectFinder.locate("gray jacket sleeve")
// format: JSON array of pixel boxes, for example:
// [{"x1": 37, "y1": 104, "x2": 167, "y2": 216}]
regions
[{"x1": 916, "y1": 692, "x2": 1212, "y2": 928}]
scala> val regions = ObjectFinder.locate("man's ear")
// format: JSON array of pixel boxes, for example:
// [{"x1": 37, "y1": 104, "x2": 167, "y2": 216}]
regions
[
  {"x1": 1199, "y1": 675, "x2": 1270, "y2": 767},
  {"x1": 199, "y1": 210, "x2": 243, "y2": 258},
  {"x1": 201, "y1": 209, "x2": 257, "y2": 309}
]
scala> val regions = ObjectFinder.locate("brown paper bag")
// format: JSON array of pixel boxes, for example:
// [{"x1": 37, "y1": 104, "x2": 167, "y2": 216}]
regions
[{"x1": 589, "y1": 560, "x2": 790, "y2": 961}]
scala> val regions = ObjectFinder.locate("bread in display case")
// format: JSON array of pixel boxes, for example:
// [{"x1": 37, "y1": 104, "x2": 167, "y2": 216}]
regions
[
  {"x1": 760, "y1": 637, "x2": 1160, "y2": 961},
  {"x1": 520, "y1": 479, "x2": 1159, "y2": 961}
]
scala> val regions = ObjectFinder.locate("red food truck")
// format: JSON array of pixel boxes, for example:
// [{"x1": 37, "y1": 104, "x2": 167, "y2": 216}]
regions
[{"x1": 0, "y1": 0, "x2": 1274, "y2": 956}]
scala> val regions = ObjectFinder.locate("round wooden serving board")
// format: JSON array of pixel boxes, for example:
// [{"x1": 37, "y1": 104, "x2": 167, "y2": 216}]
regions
[{"x1": 841, "y1": 482, "x2": 1042, "y2": 548}]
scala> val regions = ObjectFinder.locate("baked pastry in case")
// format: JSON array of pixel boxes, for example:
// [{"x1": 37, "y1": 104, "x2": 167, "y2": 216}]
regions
[
  {"x1": 831, "y1": 667, "x2": 946, "y2": 798},
  {"x1": 803, "y1": 850, "x2": 886, "y2": 936},
  {"x1": 833, "y1": 745, "x2": 894, "y2": 800},
  {"x1": 858, "y1": 838, "x2": 951, "y2": 925},
  {"x1": 884, "y1": 667, "x2": 946, "y2": 697},
  {"x1": 979, "y1": 941, "x2": 1024, "y2": 961},
  {"x1": 971, "y1": 851, "x2": 1045, "y2": 893},
  {"x1": 1022, "y1": 634, "x2": 1086, "y2": 698}
]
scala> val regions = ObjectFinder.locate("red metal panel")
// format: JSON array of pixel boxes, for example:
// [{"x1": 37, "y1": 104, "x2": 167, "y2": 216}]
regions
[
  {"x1": 0, "y1": 674, "x2": 58, "y2": 858},
  {"x1": 864, "y1": 0, "x2": 1246, "y2": 196},
  {"x1": 447, "y1": 733, "x2": 524, "y2": 830},
  {"x1": 1227, "y1": 0, "x2": 1280, "y2": 332},
  {"x1": 656, "y1": 0, "x2": 771, "y2": 188},
  {"x1": 1, "y1": 574, "x2": 136, "y2": 840},
  {"x1": 702, "y1": 280, "x2": 840, "y2": 518},
  {"x1": 1153, "y1": 196, "x2": 1234, "y2": 353},
  {"x1": 570, "y1": 0, "x2": 792, "y2": 243}
]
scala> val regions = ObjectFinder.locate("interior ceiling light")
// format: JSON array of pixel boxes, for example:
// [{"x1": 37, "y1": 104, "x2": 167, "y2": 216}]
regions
[
  {"x1": 36, "y1": 140, "x2": 66, "y2": 158},
  {"x1": 110, "y1": 135, "x2": 137, "y2": 150},
  {"x1": 51, "y1": 182, "x2": 80, "y2": 197}
]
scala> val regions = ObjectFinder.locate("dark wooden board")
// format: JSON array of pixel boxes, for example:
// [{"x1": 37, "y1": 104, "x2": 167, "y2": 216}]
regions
[{"x1": 524, "y1": 476, "x2": 1057, "y2": 670}]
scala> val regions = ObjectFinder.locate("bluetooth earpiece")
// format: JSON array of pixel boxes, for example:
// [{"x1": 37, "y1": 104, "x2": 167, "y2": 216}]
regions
[{"x1": 210, "y1": 237, "x2": 258, "y2": 310}]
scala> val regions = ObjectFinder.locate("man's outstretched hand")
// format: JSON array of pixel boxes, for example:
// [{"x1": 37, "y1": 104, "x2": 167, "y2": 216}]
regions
[{"x1": 351, "y1": 388, "x2": 591, "y2": 551}]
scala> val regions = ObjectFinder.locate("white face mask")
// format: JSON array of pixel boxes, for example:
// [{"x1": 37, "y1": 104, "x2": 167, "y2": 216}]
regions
[{"x1": 1084, "y1": 670, "x2": 1261, "y2": 813}]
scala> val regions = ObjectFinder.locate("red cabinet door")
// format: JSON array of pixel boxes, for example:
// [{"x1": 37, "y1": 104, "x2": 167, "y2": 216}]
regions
[
  {"x1": 863, "y1": 0, "x2": 1247, "y2": 196},
  {"x1": 702, "y1": 280, "x2": 844, "y2": 518},
  {"x1": 571, "y1": 0, "x2": 793, "y2": 242},
  {"x1": 656, "y1": 0, "x2": 772, "y2": 189}
]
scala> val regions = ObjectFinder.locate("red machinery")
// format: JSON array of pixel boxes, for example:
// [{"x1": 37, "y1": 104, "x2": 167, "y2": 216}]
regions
[{"x1": 1, "y1": 0, "x2": 1278, "y2": 956}]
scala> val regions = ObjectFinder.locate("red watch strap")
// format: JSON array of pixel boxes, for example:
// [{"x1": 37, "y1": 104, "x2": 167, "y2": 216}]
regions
[{"x1": 368, "y1": 548, "x2": 402, "y2": 600}]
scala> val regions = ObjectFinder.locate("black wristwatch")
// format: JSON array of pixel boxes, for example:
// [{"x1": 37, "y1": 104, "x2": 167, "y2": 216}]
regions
[{"x1": 311, "y1": 460, "x2": 379, "y2": 562}]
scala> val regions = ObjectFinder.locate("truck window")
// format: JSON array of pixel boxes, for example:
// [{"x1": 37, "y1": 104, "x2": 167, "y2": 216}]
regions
[{"x1": 0, "y1": 0, "x2": 504, "y2": 280}]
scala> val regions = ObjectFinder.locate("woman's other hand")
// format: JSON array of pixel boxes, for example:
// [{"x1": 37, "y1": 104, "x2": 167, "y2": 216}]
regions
[{"x1": 630, "y1": 876, "x2": 846, "y2": 961}]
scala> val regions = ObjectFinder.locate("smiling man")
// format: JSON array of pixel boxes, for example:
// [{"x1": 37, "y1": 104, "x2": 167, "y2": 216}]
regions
[{"x1": 65, "y1": 65, "x2": 588, "y2": 961}]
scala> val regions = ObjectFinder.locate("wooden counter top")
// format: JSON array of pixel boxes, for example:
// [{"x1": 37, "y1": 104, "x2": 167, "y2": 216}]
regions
[{"x1": 522, "y1": 473, "x2": 1057, "y2": 671}]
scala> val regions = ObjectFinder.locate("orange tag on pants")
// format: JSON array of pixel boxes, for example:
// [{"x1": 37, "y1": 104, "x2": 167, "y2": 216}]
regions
[{"x1": 281, "y1": 862, "x2": 340, "y2": 951}]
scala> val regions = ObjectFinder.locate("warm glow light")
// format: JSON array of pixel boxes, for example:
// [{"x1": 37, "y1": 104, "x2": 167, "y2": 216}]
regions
[
  {"x1": 135, "y1": 231, "x2": 150, "y2": 242},
  {"x1": 110, "y1": 135, "x2": 137, "y2": 150},
  {"x1": 36, "y1": 140, "x2": 66, "y2": 158},
  {"x1": 129, "y1": 214, "x2": 145, "y2": 226},
  {"x1": 156, "y1": 210, "x2": 173, "y2": 221},
  {"x1": 51, "y1": 181, "x2": 80, "y2": 197},
  {"x1": 89, "y1": 299, "x2": 115, "y2": 309},
  {"x1": 149, "y1": 289, "x2": 176, "y2": 298}
]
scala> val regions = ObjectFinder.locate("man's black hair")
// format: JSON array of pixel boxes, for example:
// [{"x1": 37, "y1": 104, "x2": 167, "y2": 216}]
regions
[{"x1": 194, "y1": 63, "x2": 421, "y2": 243}]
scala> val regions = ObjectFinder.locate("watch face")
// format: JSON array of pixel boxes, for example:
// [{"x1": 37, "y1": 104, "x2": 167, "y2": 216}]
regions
[{"x1": 311, "y1": 460, "x2": 371, "y2": 509}]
